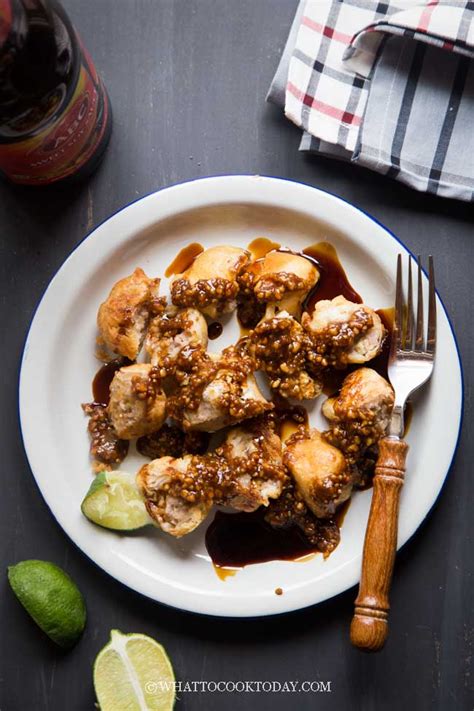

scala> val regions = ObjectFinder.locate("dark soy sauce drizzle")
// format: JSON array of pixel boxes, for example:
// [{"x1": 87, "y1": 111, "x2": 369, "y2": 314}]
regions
[
  {"x1": 206, "y1": 395, "x2": 344, "y2": 571},
  {"x1": 302, "y1": 242, "x2": 362, "y2": 309},
  {"x1": 208, "y1": 322, "x2": 223, "y2": 340},
  {"x1": 164, "y1": 242, "x2": 204, "y2": 277},
  {"x1": 247, "y1": 237, "x2": 281, "y2": 260},
  {"x1": 371, "y1": 307, "x2": 393, "y2": 381},
  {"x1": 206, "y1": 501, "x2": 350, "y2": 570},
  {"x1": 206, "y1": 509, "x2": 317, "y2": 568},
  {"x1": 92, "y1": 360, "x2": 130, "y2": 406}
]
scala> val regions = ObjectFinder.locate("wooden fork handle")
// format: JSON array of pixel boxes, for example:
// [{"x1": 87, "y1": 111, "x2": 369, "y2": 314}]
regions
[{"x1": 350, "y1": 436, "x2": 409, "y2": 652}]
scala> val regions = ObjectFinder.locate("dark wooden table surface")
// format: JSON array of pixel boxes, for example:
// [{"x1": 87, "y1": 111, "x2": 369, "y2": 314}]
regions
[{"x1": 1, "y1": 1, "x2": 472, "y2": 709}]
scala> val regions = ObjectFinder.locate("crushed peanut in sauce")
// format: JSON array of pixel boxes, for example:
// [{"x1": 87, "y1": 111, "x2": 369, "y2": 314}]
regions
[
  {"x1": 238, "y1": 270, "x2": 309, "y2": 302},
  {"x1": 85, "y1": 244, "x2": 393, "y2": 556},
  {"x1": 82, "y1": 402, "x2": 129, "y2": 471},
  {"x1": 137, "y1": 424, "x2": 209, "y2": 459},
  {"x1": 171, "y1": 278, "x2": 240, "y2": 312}
]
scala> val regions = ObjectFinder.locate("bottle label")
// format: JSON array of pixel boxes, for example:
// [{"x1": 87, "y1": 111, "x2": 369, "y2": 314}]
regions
[
  {"x1": 0, "y1": 43, "x2": 110, "y2": 185},
  {"x1": 0, "y1": 0, "x2": 12, "y2": 45}
]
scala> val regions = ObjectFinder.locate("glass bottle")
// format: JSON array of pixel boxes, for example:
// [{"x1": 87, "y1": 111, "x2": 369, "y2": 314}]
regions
[{"x1": 0, "y1": 0, "x2": 112, "y2": 185}]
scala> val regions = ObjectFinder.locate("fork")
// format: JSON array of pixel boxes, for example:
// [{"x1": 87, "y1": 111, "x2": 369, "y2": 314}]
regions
[{"x1": 350, "y1": 255, "x2": 436, "y2": 652}]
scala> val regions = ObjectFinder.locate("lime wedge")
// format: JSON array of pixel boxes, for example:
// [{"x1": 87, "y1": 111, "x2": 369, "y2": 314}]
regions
[
  {"x1": 94, "y1": 629, "x2": 176, "y2": 711},
  {"x1": 81, "y1": 470, "x2": 152, "y2": 530},
  {"x1": 7, "y1": 560, "x2": 86, "y2": 648}
]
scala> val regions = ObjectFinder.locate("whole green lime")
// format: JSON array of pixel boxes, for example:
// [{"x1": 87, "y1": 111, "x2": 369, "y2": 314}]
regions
[{"x1": 7, "y1": 560, "x2": 86, "y2": 648}]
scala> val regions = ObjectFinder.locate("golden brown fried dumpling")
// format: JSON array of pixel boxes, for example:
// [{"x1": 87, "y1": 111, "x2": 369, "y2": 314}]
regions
[
  {"x1": 82, "y1": 402, "x2": 129, "y2": 473},
  {"x1": 183, "y1": 368, "x2": 271, "y2": 432},
  {"x1": 321, "y1": 368, "x2": 394, "y2": 487},
  {"x1": 108, "y1": 364, "x2": 166, "y2": 439},
  {"x1": 322, "y1": 367, "x2": 394, "y2": 435},
  {"x1": 145, "y1": 306, "x2": 208, "y2": 373},
  {"x1": 97, "y1": 268, "x2": 160, "y2": 360},
  {"x1": 219, "y1": 419, "x2": 286, "y2": 511},
  {"x1": 170, "y1": 346, "x2": 272, "y2": 432},
  {"x1": 302, "y1": 295, "x2": 384, "y2": 365},
  {"x1": 239, "y1": 250, "x2": 319, "y2": 317},
  {"x1": 170, "y1": 245, "x2": 249, "y2": 318},
  {"x1": 248, "y1": 309, "x2": 322, "y2": 400},
  {"x1": 284, "y1": 429, "x2": 352, "y2": 518},
  {"x1": 137, "y1": 455, "x2": 212, "y2": 537}
]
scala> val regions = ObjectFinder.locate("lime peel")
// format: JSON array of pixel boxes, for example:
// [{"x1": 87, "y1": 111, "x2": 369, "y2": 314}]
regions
[{"x1": 7, "y1": 560, "x2": 86, "y2": 648}]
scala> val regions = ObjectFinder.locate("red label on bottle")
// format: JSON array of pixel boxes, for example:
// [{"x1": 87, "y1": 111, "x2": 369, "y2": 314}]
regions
[
  {"x1": 0, "y1": 1, "x2": 11, "y2": 45},
  {"x1": 0, "y1": 41, "x2": 110, "y2": 185}
]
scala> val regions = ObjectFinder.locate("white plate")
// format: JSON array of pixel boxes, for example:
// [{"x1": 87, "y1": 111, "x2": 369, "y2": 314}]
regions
[{"x1": 19, "y1": 176, "x2": 463, "y2": 617}]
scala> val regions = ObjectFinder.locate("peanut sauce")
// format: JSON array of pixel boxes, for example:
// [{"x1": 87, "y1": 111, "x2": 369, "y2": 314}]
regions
[
  {"x1": 164, "y1": 242, "x2": 204, "y2": 277},
  {"x1": 321, "y1": 306, "x2": 413, "y2": 430},
  {"x1": 237, "y1": 241, "x2": 360, "y2": 334},
  {"x1": 271, "y1": 394, "x2": 308, "y2": 442},
  {"x1": 321, "y1": 307, "x2": 393, "y2": 397}
]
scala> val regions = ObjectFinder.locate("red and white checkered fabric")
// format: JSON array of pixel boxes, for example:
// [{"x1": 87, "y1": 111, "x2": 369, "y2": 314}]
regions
[{"x1": 285, "y1": 0, "x2": 474, "y2": 153}]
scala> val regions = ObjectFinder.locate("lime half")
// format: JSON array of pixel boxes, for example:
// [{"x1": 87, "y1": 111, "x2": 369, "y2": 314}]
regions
[
  {"x1": 7, "y1": 560, "x2": 86, "y2": 648},
  {"x1": 94, "y1": 629, "x2": 176, "y2": 711},
  {"x1": 81, "y1": 470, "x2": 152, "y2": 531}
]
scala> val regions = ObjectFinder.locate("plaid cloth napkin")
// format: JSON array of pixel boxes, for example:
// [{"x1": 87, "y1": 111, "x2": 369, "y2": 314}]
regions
[{"x1": 268, "y1": 0, "x2": 474, "y2": 201}]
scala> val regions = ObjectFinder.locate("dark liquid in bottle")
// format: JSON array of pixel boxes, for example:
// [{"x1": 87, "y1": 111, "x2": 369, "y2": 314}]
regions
[{"x1": 0, "y1": 0, "x2": 112, "y2": 185}]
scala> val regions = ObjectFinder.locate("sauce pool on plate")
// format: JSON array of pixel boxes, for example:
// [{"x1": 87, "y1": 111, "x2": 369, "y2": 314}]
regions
[
  {"x1": 302, "y1": 242, "x2": 362, "y2": 309},
  {"x1": 207, "y1": 322, "x2": 223, "y2": 340},
  {"x1": 92, "y1": 360, "x2": 129, "y2": 405},
  {"x1": 206, "y1": 500, "x2": 351, "y2": 573}
]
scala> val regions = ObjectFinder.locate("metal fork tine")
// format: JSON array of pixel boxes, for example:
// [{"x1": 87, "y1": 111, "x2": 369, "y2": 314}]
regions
[
  {"x1": 427, "y1": 255, "x2": 436, "y2": 354},
  {"x1": 405, "y1": 257, "x2": 414, "y2": 350},
  {"x1": 393, "y1": 254, "x2": 403, "y2": 354},
  {"x1": 415, "y1": 255, "x2": 424, "y2": 351}
]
